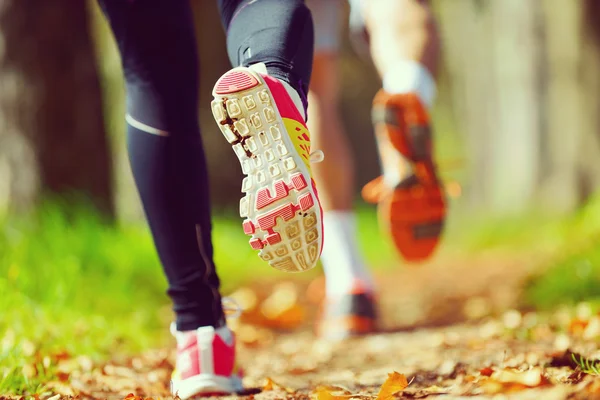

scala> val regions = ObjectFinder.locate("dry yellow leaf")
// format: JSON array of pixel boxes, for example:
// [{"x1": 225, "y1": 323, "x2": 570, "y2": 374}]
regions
[
  {"x1": 481, "y1": 367, "x2": 551, "y2": 394},
  {"x1": 263, "y1": 377, "x2": 276, "y2": 391},
  {"x1": 314, "y1": 385, "x2": 352, "y2": 400},
  {"x1": 263, "y1": 377, "x2": 296, "y2": 393},
  {"x1": 376, "y1": 372, "x2": 409, "y2": 400}
]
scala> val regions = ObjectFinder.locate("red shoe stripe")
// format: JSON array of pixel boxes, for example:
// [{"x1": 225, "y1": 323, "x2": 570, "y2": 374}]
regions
[
  {"x1": 291, "y1": 173, "x2": 307, "y2": 190},
  {"x1": 298, "y1": 193, "x2": 314, "y2": 211},
  {"x1": 243, "y1": 220, "x2": 256, "y2": 235},
  {"x1": 255, "y1": 173, "x2": 307, "y2": 211},
  {"x1": 249, "y1": 238, "x2": 264, "y2": 250},
  {"x1": 256, "y1": 180, "x2": 290, "y2": 210},
  {"x1": 264, "y1": 232, "x2": 282, "y2": 245},
  {"x1": 256, "y1": 203, "x2": 296, "y2": 231},
  {"x1": 215, "y1": 71, "x2": 259, "y2": 94}
]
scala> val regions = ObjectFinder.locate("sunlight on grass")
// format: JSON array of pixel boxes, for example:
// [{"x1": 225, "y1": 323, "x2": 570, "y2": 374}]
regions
[
  {"x1": 2, "y1": 195, "x2": 600, "y2": 395},
  {"x1": 0, "y1": 203, "x2": 394, "y2": 394}
]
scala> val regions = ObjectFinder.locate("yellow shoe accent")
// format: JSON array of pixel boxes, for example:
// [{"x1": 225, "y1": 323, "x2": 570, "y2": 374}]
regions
[{"x1": 283, "y1": 117, "x2": 312, "y2": 175}]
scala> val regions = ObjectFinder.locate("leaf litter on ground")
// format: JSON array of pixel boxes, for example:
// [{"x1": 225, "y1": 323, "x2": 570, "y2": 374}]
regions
[{"x1": 9, "y1": 266, "x2": 600, "y2": 399}]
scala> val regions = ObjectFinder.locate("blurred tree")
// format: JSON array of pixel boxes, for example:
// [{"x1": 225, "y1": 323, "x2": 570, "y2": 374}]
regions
[
  {"x1": 436, "y1": 0, "x2": 600, "y2": 215},
  {"x1": 0, "y1": 1, "x2": 114, "y2": 217}
]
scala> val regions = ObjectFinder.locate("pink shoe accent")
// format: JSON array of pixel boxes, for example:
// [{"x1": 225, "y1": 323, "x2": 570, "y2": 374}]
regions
[
  {"x1": 256, "y1": 179, "x2": 290, "y2": 210},
  {"x1": 174, "y1": 326, "x2": 238, "y2": 380},
  {"x1": 250, "y1": 238, "x2": 264, "y2": 250},
  {"x1": 255, "y1": 173, "x2": 308, "y2": 211},
  {"x1": 298, "y1": 193, "x2": 314, "y2": 211},
  {"x1": 177, "y1": 333, "x2": 201, "y2": 380},
  {"x1": 213, "y1": 335, "x2": 236, "y2": 377},
  {"x1": 215, "y1": 70, "x2": 259, "y2": 94},
  {"x1": 311, "y1": 178, "x2": 325, "y2": 257},
  {"x1": 264, "y1": 232, "x2": 282, "y2": 245},
  {"x1": 291, "y1": 173, "x2": 308, "y2": 190},
  {"x1": 256, "y1": 203, "x2": 297, "y2": 231},
  {"x1": 243, "y1": 220, "x2": 256, "y2": 235},
  {"x1": 262, "y1": 74, "x2": 307, "y2": 127}
]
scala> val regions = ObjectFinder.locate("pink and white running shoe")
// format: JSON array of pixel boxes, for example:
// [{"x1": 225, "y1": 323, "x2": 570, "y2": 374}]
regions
[
  {"x1": 170, "y1": 323, "x2": 243, "y2": 399},
  {"x1": 211, "y1": 63, "x2": 324, "y2": 272}
]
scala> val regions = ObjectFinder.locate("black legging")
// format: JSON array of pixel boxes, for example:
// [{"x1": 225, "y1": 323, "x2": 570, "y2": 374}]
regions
[{"x1": 98, "y1": 0, "x2": 314, "y2": 331}]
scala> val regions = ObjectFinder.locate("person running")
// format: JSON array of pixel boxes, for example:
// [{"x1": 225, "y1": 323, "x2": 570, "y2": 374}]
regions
[
  {"x1": 306, "y1": 0, "x2": 446, "y2": 339},
  {"x1": 98, "y1": 0, "x2": 321, "y2": 397}
]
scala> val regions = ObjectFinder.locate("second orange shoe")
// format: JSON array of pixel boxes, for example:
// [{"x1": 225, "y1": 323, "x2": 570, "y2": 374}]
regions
[{"x1": 362, "y1": 90, "x2": 446, "y2": 262}]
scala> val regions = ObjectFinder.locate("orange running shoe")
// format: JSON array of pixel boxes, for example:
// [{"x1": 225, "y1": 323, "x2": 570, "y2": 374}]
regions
[
  {"x1": 211, "y1": 64, "x2": 324, "y2": 272},
  {"x1": 362, "y1": 90, "x2": 446, "y2": 262}
]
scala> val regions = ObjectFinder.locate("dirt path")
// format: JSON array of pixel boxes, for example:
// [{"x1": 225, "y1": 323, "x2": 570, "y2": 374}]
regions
[{"x1": 29, "y1": 253, "x2": 600, "y2": 399}]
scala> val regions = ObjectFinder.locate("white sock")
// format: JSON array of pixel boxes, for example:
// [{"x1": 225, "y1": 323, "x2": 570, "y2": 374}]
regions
[
  {"x1": 320, "y1": 211, "x2": 374, "y2": 298},
  {"x1": 382, "y1": 60, "x2": 437, "y2": 109}
]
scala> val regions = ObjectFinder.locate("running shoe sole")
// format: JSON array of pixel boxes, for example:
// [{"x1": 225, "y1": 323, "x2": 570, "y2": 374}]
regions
[
  {"x1": 211, "y1": 67, "x2": 322, "y2": 272},
  {"x1": 371, "y1": 92, "x2": 446, "y2": 261}
]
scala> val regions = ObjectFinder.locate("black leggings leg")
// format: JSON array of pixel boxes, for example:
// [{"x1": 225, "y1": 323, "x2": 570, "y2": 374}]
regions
[
  {"x1": 98, "y1": 0, "x2": 225, "y2": 331},
  {"x1": 97, "y1": 0, "x2": 315, "y2": 331},
  {"x1": 218, "y1": 0, "x2": 315, "y2": 113}
]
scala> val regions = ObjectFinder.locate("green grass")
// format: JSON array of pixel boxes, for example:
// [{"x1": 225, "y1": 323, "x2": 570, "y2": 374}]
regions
[
  {"x1": 0, "y1": 204, "x2": 164, "y2": 394},
  {"x1": 523, "y1": 246, "x2": 600, "y2": 310},
  {"x1": 3, "y1": 195, "x2": 600, "y2": 395},
  {"x1": 447, "y1": 194, "x2": 600, "y2": 311},
  {"x1": 0, "y1": 202, "x2": 396, "y2": 395}
]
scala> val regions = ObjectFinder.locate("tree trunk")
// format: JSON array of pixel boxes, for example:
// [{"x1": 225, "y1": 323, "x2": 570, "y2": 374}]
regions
[
  {"x1": 436, "y1": 0, "x2": 600, "y2": 215},
  {"x1": 0, "y1": 0, "x2": 114, "y2": 217}
]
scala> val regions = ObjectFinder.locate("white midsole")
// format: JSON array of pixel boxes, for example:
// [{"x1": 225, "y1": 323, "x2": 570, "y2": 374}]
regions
[{"x1": 171, "y1": 374, "x2": 243, "y2": 399}]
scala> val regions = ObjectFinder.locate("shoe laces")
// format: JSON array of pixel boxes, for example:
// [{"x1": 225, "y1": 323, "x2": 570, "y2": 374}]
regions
[
  {"x1": 309, "y1": 149, "x2": 324, "y2": 164},
  {"x1": 222, "y1": 296, "x2": 242, "y2": 320}
]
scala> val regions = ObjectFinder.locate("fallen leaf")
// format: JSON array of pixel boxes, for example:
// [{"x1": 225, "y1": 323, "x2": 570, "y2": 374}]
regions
[
  {"x1": 377, "y1": 372, "x2": 409, "y2": 400},
  {"x1": 585, "y1": 378, "x2": 600, "y2": 394},
  {"x1": 567, "y1": 370, "x2": 586, "y2": 384},
  {"x1": 260, "y1": 282, "x2": 305, "y2": 330},
  {"x1": 44, "y1": 381, "x2": 76, "y2": 396},
  {"x1": 263, "y1": 377, "x2": 275, "y2": 391},
  {"x1": 502, "y1": 310, "x2": 522, "y2": 329},
  {"x1": 228, "y1": 287, "x2": 259, "y2": 312},
  {"x1": 481, "y1": 367, "x2": 551, "y2": 394},
  {"x1": 569, "y1": 318, "x2": 589, "y2": 336},
  {"x1": 123, "y1": 394, "x2": 145, "y2": 400},
  {"x1": 549, "y1": 350, "x2": 581, "y2": 369},
  {"x1": 263, "y1": 377, "x2": 295, "y2": 393},
  {"x1": 52, "y1": 350, "x2": 71, "y2": 362},
  {"x1": 314, "y1": 385, "x2": 352, "y2": 400},
  {"x1": 77, "y1": 355, "x2": 94, "y2": 372},
  {"x1": 236, "y1": 324, "x2": 273, "y2": 347},
  {"x1": 584, "y1": 316, "x2": 600, "y2": 339},
  {"x1": 289, "y1": 365, "x2": 318, "y2": 375},
  {"x1": 57, "y1": 371, "x2": 70, "y2": 382}
]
